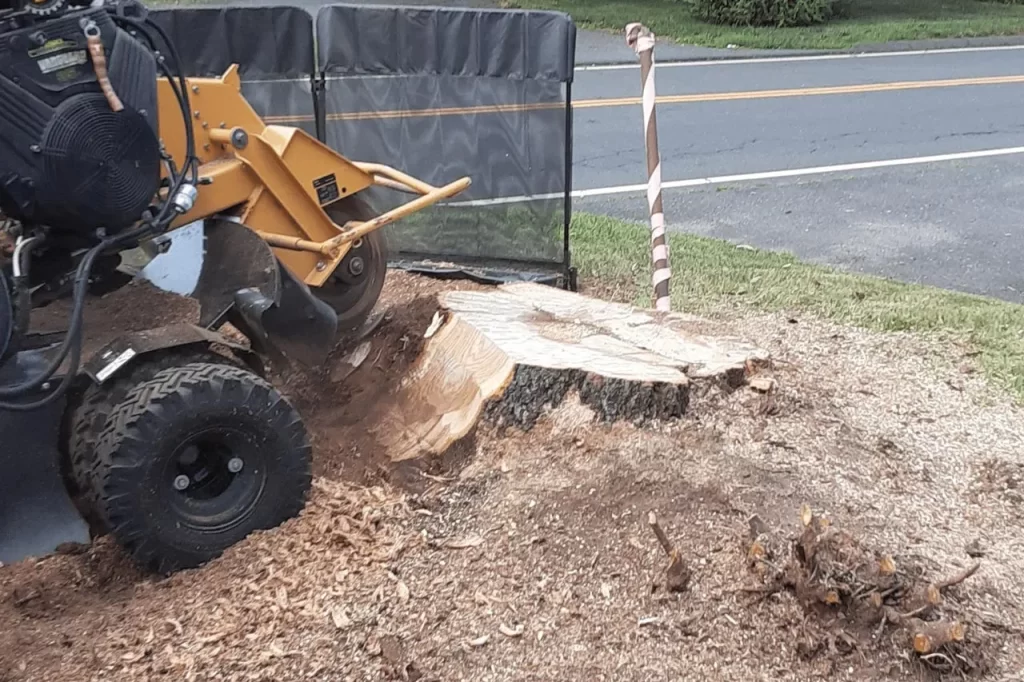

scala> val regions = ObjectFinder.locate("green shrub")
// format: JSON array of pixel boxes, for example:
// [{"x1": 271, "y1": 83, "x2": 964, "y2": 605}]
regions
[{"x1": 691, "y1": 0, "x2": 839, "y2": 27}]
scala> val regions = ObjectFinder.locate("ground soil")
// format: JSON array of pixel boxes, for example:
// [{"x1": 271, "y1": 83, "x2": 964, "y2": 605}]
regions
[{"x1": 2, "y1": 270, "x2": 1023, "y2": 682}]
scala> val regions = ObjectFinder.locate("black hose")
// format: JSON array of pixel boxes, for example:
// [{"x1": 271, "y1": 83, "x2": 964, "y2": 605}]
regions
[
  {"x1": 133, "y1": 34, "x2": 192, "y2": 210},
  {"x1": 0, "y1": 246, "x2": 102, "y2": 408},
  {"x1": 111, "y1": 13, "x2": 198, "y2": 222},
  {"x1": 114, "y1": 14, "x2": 199, "y2": 186},
  {"x1": 0, "y1": 222, "x2": 157, "y2": 409},
  {"x1": 10, "y1": 236, "x2": 40, "y2": 343},
  {"x1": 150, "y1": 34, "x2": 199, "y2": 188},
  {"x1": 0, "y1": 246, "x2": 97, "y2": 396}
]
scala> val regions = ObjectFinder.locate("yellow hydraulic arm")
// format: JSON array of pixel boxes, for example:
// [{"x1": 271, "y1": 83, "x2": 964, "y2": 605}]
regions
[{"x1": 156, "y1": 65, "x2": 471, "y2": 287}]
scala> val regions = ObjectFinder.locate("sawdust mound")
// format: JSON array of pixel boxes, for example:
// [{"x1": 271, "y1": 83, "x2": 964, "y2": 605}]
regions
[
  {"x1": 0, "y1": 478, "x2": 414, "y2": 681},
  {"x1": 0, "y1": 271, "x2": 485, "y2": 681},
  {"x1": 30, "y1": 278, "x2": 201, "y2": 358},
  {"x1": 4, "y1": 270, "x2": 1024, "y2": 682},
  {"x1": 279, "y1": 291, "x2": 441, "y2": 482}
]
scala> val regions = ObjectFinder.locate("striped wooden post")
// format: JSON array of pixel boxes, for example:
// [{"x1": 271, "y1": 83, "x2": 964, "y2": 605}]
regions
[{"x1": 626, "y1": 22, "x2": 671, "y2": 312}]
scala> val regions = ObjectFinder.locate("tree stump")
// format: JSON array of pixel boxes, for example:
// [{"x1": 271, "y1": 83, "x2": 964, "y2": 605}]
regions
[{"x1": 371, "y1": 283, "x2": 770, "y2": 461}]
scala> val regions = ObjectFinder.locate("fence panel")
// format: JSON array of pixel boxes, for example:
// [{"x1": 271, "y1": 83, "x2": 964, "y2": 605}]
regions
[
  {"x1": 147, "y1": 6, "x2": 317, "y2": 139},
  {"x1": 315, "y1": 4, "x2": 576, "y2": 282}
]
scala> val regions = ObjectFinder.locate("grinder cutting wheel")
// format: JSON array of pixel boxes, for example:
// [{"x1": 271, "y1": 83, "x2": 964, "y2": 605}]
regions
[{"x1": 0, "y1": 0, "x2": 470, "y2": 573}]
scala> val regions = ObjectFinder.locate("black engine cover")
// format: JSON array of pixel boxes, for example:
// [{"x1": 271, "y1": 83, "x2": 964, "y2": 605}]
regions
[{"x1": 0, "y1": 8, "x2": 161, "y2": 234}]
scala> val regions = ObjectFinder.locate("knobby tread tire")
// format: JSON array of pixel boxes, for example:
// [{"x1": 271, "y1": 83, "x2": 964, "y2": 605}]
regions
[
  {"x1": 89, "y1": 361, "x2": 312, "y2": 573},
  {"x1": 63, "y1": 349, "x2": 241, "y2": 535}
]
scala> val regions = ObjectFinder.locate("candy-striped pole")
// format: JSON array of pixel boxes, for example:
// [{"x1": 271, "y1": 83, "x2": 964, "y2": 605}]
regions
[{"x1": 626, "y1": 22, "x2": 671, "y2": 312}]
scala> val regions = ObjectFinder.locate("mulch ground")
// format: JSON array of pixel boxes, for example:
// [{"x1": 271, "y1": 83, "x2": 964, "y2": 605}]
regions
[{"x1": 2, "y1": 270, "x2": 1022, "y2": 682}]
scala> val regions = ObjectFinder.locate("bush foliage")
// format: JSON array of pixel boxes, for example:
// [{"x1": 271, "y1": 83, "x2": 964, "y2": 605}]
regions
[{"x1": 691, "y1": 0, "x2": 840, "y2": 27}]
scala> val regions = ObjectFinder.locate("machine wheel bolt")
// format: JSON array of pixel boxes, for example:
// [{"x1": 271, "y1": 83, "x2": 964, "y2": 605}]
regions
[
  {"x1": 348, "y1": 257, "x2": 365, "y2": 276},
  {"x1": 173, "y1": 475, "x2": 190, "y2": 491},
  {"x1": 227, "y1": 457, "x2": 244, "y2": 473}
]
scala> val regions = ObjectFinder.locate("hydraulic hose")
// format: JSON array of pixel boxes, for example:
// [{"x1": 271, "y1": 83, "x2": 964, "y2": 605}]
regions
[{"x1": 0, "y1": 222, "x2": 158, "y2": 411}]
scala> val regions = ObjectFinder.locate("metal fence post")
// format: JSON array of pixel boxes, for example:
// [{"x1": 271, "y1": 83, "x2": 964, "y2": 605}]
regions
[{"x1": 626, "y1": 22, "x2": 671, "y2": 312}]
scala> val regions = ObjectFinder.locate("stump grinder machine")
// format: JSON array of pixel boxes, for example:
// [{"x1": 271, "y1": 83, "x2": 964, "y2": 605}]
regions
[{"x1": 0, "y1": 0, "x2": 470, "y2": 572}]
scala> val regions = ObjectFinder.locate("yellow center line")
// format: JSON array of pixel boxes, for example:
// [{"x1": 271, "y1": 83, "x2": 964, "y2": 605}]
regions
[{"x1": 262, "y1": 73, "x2": 1024, "y2": 124}]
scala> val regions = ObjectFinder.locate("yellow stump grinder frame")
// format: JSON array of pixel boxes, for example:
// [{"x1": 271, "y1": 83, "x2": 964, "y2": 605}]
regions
[{"x1": 0, "y1": 0, "x2": 468, "y2": 573}]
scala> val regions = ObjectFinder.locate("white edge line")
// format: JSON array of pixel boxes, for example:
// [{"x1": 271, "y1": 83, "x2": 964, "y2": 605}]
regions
[
  {"x1": 449, "y1": 146, "x2": 1024, "y2": 207},
  {"x1": 576, "y1": 44, "x2": 1024, "y2": 72}
]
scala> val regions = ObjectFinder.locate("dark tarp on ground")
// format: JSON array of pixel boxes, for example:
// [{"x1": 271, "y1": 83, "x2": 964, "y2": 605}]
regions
[
  {"x1": 316, "y1": 4, "x2": 576, "y2": 283},
  {"x1": 147, "y1": 6, "x2": 317, "y2": 139}
]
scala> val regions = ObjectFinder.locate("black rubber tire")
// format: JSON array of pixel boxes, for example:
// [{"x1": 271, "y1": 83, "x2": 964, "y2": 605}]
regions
[
  {"x1": 319, "y1": 195, "x2": 389, "y2": 334},
  {"x1": 62, "y1": 348, "x2": 243, "y2": 536},
  {"x1": 89, "y1": 361, "x2": 312, "y2": 573}
]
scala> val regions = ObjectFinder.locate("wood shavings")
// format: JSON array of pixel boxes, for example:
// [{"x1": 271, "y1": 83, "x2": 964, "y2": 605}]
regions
[
  {"x1": 444, "y1": 535, "x2": 484, "y2": 549},
  {"x1": 499, "y1": 623, "x2": 524, "y2": 638},
  {"x1": 748, "y1": 376, "x2": 777, "y2": 393},
  {"x1": 330, "y1": 607, "x2": 351, "y2": 630},
  {"x1": 3, "y1": 279, "x2": 1023, "y2": 682},
  {"x1": 196, "y1": 631, "x2": 232, "y2": 645}
]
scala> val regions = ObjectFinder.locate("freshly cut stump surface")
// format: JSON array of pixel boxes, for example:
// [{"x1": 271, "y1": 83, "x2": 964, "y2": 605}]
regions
[{"x1": 372, "y1": 282, "x2": 770, "y2": 461}]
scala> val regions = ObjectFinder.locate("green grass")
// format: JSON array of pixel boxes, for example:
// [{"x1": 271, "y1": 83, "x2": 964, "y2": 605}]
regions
[
  {"x1": 571, "y1": 212, "x2": 1024, "y2": 400},
  {"x1": 502, "y1": 0, "x2": 1024, "y2": 49}
]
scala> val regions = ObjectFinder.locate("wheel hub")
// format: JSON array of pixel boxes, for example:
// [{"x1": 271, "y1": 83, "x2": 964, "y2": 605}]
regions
[
  {"x1": 163, "y1": 427, "x2": 265, "y2": 532},
  {"x1": 315, "y1": 210, "x2": 388, "y2": 334},
  {"x1": 334, "y1": 241, "x2": 371, "y2": 286},
  {"x1": 348, "y1": 256, "x2": 365, "y2": 277}
]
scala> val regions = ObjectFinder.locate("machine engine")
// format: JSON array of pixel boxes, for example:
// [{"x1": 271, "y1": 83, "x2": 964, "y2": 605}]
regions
[{"x1": 0, "y1": 5, "x2": 161, "y2": 235}]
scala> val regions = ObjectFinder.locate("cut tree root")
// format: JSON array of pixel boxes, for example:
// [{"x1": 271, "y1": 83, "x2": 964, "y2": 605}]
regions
[
  {"x1": 648, "y1": 512, "x2": 690, "y2": 593},
  {"x1": 910, "y1": 619, "x2": 966, "y2": 654},
  {"x1": 743, "y1": 505, "x2": 989, "y2": 676},
  {"x1": 367, "y1": 283, "x2": 770, "y2": 462}
]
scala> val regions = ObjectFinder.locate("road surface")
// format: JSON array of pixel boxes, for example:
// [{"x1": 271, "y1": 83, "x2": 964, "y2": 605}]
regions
[{"x1": 568, "y1": 47, "x2": 1024, "y2": 302}]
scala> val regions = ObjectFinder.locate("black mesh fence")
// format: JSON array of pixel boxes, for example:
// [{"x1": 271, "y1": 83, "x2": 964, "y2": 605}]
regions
[
  {"x1": 315, "y1": 5, "x2": 575, "y2": 284},
  {"x1": 148, "y1": 6, "x2": 318, "y2": 140},
  {"x1": 147, "y1": 3, "x2": 577, "y2": 285}
]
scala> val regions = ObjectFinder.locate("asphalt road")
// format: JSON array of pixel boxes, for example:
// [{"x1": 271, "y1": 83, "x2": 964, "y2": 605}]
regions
[{"x1": 570, "y1": 47, "x2": 1024, "y2": 302}]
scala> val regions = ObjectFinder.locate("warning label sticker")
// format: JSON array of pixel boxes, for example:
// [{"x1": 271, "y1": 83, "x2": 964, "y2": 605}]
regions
[
  {"x1": 36, "y1": 50, "x2": 87, "y2": 75},
  {"x1": 313, "y1": 173, "x2": 340, "y2": 206}
]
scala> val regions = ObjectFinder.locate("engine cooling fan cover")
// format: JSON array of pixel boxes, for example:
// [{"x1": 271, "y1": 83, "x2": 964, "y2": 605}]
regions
[{"x1": 39, "y1": 92, "x2": 161, "y2": 233}]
